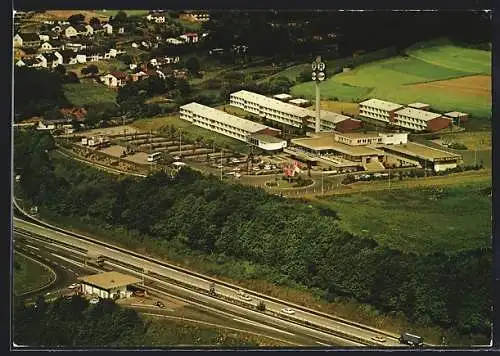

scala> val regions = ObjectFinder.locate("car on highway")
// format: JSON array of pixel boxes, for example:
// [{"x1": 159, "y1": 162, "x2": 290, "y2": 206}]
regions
[
  {"x1": 155, "y1": 301, "x2": 165, "y2": 308},
  {"x1": 281, "y1": 307, "x2": 295, "y2": 315},
  {"x1": 237, "y1": 291, "x2": 252, "y2": 301},
  {"x1": 371, "y1": 336, "x2": 387, "y2": 343},
  {"x1": 89, "y1": 298, "x2": 100, "y2": 305}
]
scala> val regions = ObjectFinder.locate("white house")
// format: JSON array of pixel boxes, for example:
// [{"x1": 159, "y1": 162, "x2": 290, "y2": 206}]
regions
[
  {"x1": 166, "y1": 37, "x2": 183, "y2": 45},
  {"x1": 39, "y1": 41, "x2": 62, "y2": 52},
  {"x1": 117, "y1": 26, "x2": 125, "y2": 34},
  {"x1": 102, "y1": 23, "x2": 113, "y2": 34},
  {"x1": 34, "y1": 54, "x2": 48, "y2": 68},
  {"x1": 64, "y1": 25, "x2": 79, "y2": 38},
  {"x1": 146, "y1": 13, "x2": 166, "y2": 23},
  {"x1": 180, "y1": 32, "x2": 198, "y2": 43},
  {"x1": 85, "y1": 24, "x2": 94, "y2": 35},
  {"x1": 39, "y1": 33, "x2": 50, "y2": 42},
  {"x1": 100, "y1": 72, "x2": 128, "y2": 88},
  {"x1": 13, "y1": 33, "x2": 23, "y2": 47},
  {"x1": 76, "y1": 53, "x2": 87, "y2": 63},
  {"x1": 78, "y1": 271, "x2": 141, "y2": 300},
  {"x1": 131, "y1": 42, "x2": 139, "y2": 48}
]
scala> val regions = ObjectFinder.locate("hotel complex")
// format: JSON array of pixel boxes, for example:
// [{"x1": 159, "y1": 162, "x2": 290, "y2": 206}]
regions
[
  {"x1": 179, "y1": 102, "x2": 287, "y2": 151},
  {"x1": 230, "y1": 90, "x2": 361, "y2": 132},
  {"x1": 359, "y1": 98, "x2": 452, "y2": 132}
]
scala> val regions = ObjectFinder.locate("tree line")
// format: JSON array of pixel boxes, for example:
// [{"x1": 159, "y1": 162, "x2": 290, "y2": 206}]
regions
[{"x1": 14, "y1": 130, "x2": 492, "y2": 339}]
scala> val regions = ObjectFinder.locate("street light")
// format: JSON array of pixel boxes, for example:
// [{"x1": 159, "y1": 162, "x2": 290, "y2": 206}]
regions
[{"x1": 312, "y1": 56, "x2": 326, "y2": 133}]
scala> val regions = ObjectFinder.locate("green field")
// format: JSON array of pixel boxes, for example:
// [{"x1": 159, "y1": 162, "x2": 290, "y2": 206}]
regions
[
  {"x1": 289, "y1": 39, "x2": 491, "y2": 120},
  {"x1": 63, "y1": 82, "x2": 117, "y2": 106},
  {"x1": 13, "y1": 253, "x2": 54, "y2": 295},
  {"x1": 94, "y1": 9, "x2": 149, "y2": 17},
  {"x1": 319, "y1": 183, "x2": 491, "y2": 254}
]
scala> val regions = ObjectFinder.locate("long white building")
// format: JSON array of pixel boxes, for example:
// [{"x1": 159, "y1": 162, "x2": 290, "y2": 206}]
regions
[
  {"x1": 179, "y1": 102, "x2": 287, "y2": 151},
  {"x1": 359, "y1": 98, "x2": 404, "y2": 124},
  {"x1": 230, "y1": 90, "x2": 361, "y2": 132}
]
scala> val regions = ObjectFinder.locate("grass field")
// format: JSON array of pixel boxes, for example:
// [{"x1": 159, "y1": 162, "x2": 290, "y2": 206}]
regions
[
  {"x1": 309, "y1": 101, "x2": 360, "y2": 117},
  {"x1": 94, "y1": 9, "x2": 149, "y2": 17},
  {"x1": 13, "y1": 253, "x2": 54, "y2": 296},
  {"x1": 65, "y1": 59, "x2": 127, "y2": 78},
  {"x1": 63, "y1": 82, "x2": 117, "y2": 106},
  {"x1": 131, "y1": 116, "x2": 251, "y2": 153},
  {"x1": 288, "y1": 39, "x2": 491, "y2": 120},
  {"x1": 439, "y1": 131, "x2": 492, "y2": 150},
  {"x1": 318, "y1": 182, "x2": 491, "y2": 254}
]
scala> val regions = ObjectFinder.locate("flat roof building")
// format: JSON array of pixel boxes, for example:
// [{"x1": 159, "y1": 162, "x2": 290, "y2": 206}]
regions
[
  {"x1": 78, "y1": 271, "x2": 142, "y2": 300},
  {"x1": 289, "y1": 98, "x2": 311, "y2": 107},
  {"x1": 407, "y1": 102, "x2": 431, "y2": 110},
  {"x1": 444, "y1": 111, "x2": 469, "y2": 125},
  {"x1": 394, "y1": 107, "x2": 451, "y2": 132},
  {"x1": 180, "y1": 102, "x2": 286, "y2": 152},
  {"x1": 230, "y1": 90, "x2": 359, "y2": 132},
  {"x1": 273, "y1": 93, "x2": 293, "y2": 101}
]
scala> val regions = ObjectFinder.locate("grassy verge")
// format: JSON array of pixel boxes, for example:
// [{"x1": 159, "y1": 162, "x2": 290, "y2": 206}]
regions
[
  {"x1": 316, "y1": 183, "x2": 491, "y2": 254},
  {"x1": 63, "y1": 82, "x2": 117, "y2": 106},
  {"x1": 143, "y1": 316, "x2": 283, "y2": 346},
  {"x1": 13, "y1": 252, "x2": 54, "y2": 296}
]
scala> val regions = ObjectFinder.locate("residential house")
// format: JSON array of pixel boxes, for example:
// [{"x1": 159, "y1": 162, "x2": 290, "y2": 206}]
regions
[
  {"x1": 39, "y1": 40, "x2": 63, "y2": 52},
  {"x1": 85, "y1": 24, "x2": 95, "y2": 36},
  {"x1": 65, "y1": 42, "x2": 86, "y2": 52},
  {"x1": 37, "y1": 53, "x2": 62, "y2": 68},
  {"x1": 34, "y1": 54, "x2": 48, "y2": 68},
  {"x1": 173, "y1": 69, "x2": 188, "y2": 80},
  {"x1": 39, "y1": 33, "x2": 50, "y2": 42},
  {"x1": 130, "y1": 70, "x2": 148, "y2": 82},
  {"x1": 13, "y1": 33, "x2": 41, "y2": 48},
  {"x1": 100, "y1": 71, "x2": 128, "y2": 88},
  {"x1": 104, "y1": 48, "x2": 119, "y2": 59},
  {"x1": 129, "y1": 63, "x2": 138, "y2": 70},
  {"x1": 76, "y1": 53, "x2": 87, "y2": 63},
  {"x1": 74, "y1": 24, "x2": 91, "y2": 36},
  {"x1": 117, "y1": 26, "x2": 125, "y2": 34},
  {"x1": 37, "y1": 118, "x2": 72, "y2": 131},
  {"x1": 180, "y1": 32, "x2": 198, "y2": 43},
  {"x1": 146, "y1": 13, "x2": 166, "y2": 23},
  {"x1": 166, "y1": 37, "x2": 183, "y2": 45},
  {"x1": 54, "y1": 51, "x2": 64, "y2": 65},
  {"x1": 102, "y1": 23, "x2": 113, "y2": 34},
  {"x1": 63, "y1": 25, "x2": 79, "y2": 38},
  {"x1": 131, "y1": 42, "x2": 139, "y2": 48}
]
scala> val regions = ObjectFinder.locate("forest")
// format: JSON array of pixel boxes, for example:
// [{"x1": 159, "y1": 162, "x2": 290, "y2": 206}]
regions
[{"x1": 13, "y1": 130, "x2": 492, "y2": 340}]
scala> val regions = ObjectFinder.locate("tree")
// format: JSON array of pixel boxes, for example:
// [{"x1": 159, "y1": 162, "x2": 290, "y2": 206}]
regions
[
  {"x1": 68, "y1": 13, "x2": 85, "y2": 26},
  {"x1": 87, "y1": 64, "x2": 99, "y2": 75},
  {"x1": 118, "y1": 54, "x2": 133, "y2": 65},
  {"x1": 185, "y1": 56, "x2": 201, "y2": 74},
  {"x1": 113, "y1": 10, "x2": 128, "y2": 24},
  {"x1": 65, "y1": 71, "x2": 80, "y2": 83},
  {"x1": 54, "y1": 64, "x2": 66, "y2": 76}
]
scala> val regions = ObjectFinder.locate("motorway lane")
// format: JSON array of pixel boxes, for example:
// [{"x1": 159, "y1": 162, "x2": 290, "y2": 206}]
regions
[
  {"x1": 14, "y1": 218, "x2": 401, "y2": 347},
  {"x1": 15, "y1": 231, "x2": 361, "y2": 347}
]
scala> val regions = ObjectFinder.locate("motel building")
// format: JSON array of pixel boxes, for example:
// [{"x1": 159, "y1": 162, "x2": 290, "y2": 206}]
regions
[
  {"x1": 179, "y1": 102, "x2": 287, "y2": 152},
  {"x1": 229, "y1": 90, "x2": 361, "y2": 133},
  {"x1": 78, "y1": 271, "x2": 142, "y2": 300},
  {"x1": 359, "y1": 98, "x2": 452, "y2": 132}
]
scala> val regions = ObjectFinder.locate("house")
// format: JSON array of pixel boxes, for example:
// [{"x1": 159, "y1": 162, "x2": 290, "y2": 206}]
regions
[
  {"x1": 78, "y1": 271, "x2": 141, "y2": 300},
  {"x1": 117, "y1": 26, "x2": 125, "y2": 34},
  {"x1": 146, "y1": 13, "x2": 166, "y2": 23},
  {"x1": 39, "y1": 40, "x2": 63, "y2": 52},
  {"x1": 38, "y1": 51, "x2": 64, "y2": 68},
  {"x1": 130, "y1": 70, "x2": 148, "y2": 82},
  {"x1": 16, "y1": 57, "x2": 46, "y2": 68},
  {"x1": 131, "y1": 42, "x2": 139, "y2": 48},
  {"x1": 13, "y1": 33, "x2": 41, "y2": 48},
  {"x1": 173, "y1": 69, "x2": 188, "y2": 80},
  {"x1": 90, "y1": 23, "x2": 105, "y2": 35},
  {"x1": 76, "y1": 53, "x2": 87, "y2": 63},
  {"x1": 180, "y1": 32, "x2": 198, "y2": 43},
  {"x1": 60, "y1": 49, "x2": 77, "y2": 64},
  {"x1": 34, "y1": 54, "x2": 48, "y2": 68},
  {"x1": 102, "y1": 23, "x2": 113, "y2": 34},
  {"x1": 63, "y1": 25, "x2": 79, "y2": 38},
  {"x1": 65, "y1": 42, "x2": 86, "y2": 52},
  {"x1": 85, "y1": 24, "x2": 95, "y2": 36},
  {"x1": 74, "y1": 24, "x2": 91, "y2": 36},
  {"x1": 129, "y1": 63, "x2": 138, "y2": 70},
  {"x1": 38, "y1": 33, "x2": 50, "y2": 42},
  {"x1": 100, "y1": 71, "x2": 128, "y2": 88},
  {"x1": 104, "y1": 48, "x2": 119, "y2": 59},
  {"x1": 166, "y1": 37, "x2": 183, "y2": 45}
]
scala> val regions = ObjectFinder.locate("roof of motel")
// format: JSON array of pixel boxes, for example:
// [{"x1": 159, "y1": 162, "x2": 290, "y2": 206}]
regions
[
  {"x1": 444, "y1": 111, "x2": 469, "y2": 118},
  {"x1": 180, "y1": 102, "x2": 270, "y2": 133},
  {"x1": 334, "y1": 131, "x2": 381, "y2": 139},
  {"x1": 407, "y1": 102, "x2": 430, "y2": 109},
  {"x1": 231, "y1": 90, "x2": 312, "y2": 117},
  {"x1": 394, "y1": 107, "x2": 445, "y2": 121},
  {"x1": 291, "y1": 135, "x2": 383, "y2": 156},
  {"x1": 319, "y1": 110, "x2": 352, "y2": 124},
  {"x1": 273, "y1": 93, "x2": 293, "y2": 100},
  {"x1": 78, "y1": 271, "x2": 142, "y2": 290},
  {"x1": 289, "y1": 98, "x2": 310, "y2": 104},
  {"x1": 381, "y1": 142, "x2": 461, "y2": 161},
  {"x1": 359, "y1": 98, "x2": 404, "y2": 111}
]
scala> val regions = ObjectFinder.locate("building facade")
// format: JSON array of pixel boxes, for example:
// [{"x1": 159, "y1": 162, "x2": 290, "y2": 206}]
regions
[
  {"x1": 180, "y1": 102, "x2": 286, "y2": 151},
  {"x1": 394, "y1": 107, "x2": 451, "y2": 132},
  {"x1": 359, "y1": 98, "x2": 404, "y2": 124}
]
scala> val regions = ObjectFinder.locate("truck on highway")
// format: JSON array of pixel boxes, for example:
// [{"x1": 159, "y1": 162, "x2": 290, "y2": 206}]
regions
[{"x1": 399, "y1": 332, "x2": 423, "y2": 347}]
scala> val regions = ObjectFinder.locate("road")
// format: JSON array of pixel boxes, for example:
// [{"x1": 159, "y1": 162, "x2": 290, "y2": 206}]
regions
[
  {"x1": 14, "y1": 217, "x2": 404, "y2": 348},
  {"x1": 13, "y1": 230, "x2": 361, "y2": 347}
]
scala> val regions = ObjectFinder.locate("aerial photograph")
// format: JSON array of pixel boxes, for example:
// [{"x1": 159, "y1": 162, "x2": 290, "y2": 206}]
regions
[{"x1": 11, "y1": 9, "x2": 492, "y2": 349}]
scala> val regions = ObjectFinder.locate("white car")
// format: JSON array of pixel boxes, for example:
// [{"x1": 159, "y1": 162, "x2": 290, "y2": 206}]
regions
[
  {"x1": 281, "y1": 307, "x2": 295, "y2": 315},
  {"x1": 237, "y1": 292, "x2": 252, "y2": 301},
  {"x1": 252, "y1": 167, "x2": 260, "y2": 171},
  {"x1": 173, "y1": 156, "x2": 181, "y2": 161},
  {"x1": 68, "y1": 283, "x2": 79, "y2": 289},
  {"x1": 89, "y1": 298, "x2": 100, "y2": 305}
]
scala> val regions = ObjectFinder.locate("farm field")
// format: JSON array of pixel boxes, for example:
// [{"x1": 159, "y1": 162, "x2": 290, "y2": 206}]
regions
[
  {"x1": 318, "y1": 182, "x2": 492, "y2": 254},
  {"x1": 63, "y1": 82, "x2": 117, "y2": 106},
  {"x1": 439, "y1": 131, "x2": 492, "y2": 150},
  {"x1": 289, "y1": 39, "x2": 491, "y2": 120},
  {"x1": 310, "y1": 101, "x2": 360, "y2": 117}
]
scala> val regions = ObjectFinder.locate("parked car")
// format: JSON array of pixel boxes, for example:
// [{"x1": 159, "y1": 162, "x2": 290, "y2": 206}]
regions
[
  {"x1": 155, "y1": 301, "x2": 165, "y2": 308},
  {"x1": 89, "y1": 298, "x2": 100, "y2": 305},
  {"x1": 281, "y1": 307, "x2": 295, "y2": 315}
]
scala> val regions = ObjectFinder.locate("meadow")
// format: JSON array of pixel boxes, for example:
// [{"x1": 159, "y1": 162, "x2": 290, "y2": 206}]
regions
[
  {"x1": 289, "y1": 39, "x2": 491, "y2": 120},
  {"x1": 63, "y1": 82, "x2": 117, "y2": 106},
  {"x1": 318, "y1": 182, "x2": 492, "y2": 254},
  {"x1": 13, "y1": 253, "x2": 54, "y2": 296}
]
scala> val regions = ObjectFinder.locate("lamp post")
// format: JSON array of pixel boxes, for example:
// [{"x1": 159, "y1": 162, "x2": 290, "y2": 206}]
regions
[{"x1": 311, "y1": 56, "x2": 326, "y2": 133}]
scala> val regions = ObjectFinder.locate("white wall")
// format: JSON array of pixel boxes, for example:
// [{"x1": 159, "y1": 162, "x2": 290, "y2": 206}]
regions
[
  {"x1": 434, "y1": 162, "x2": 458, "y2": 172},
  {"x1": 380, "y1": 133, "x2": 408, "y2": 145},
  {"x1": 258, "y1": 140, "x2": 287, "y2": 151}
]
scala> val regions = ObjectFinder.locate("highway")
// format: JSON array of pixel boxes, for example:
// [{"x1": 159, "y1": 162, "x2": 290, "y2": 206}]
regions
[
  {"x1": 13, "y1": 212, "x2": 406, "y2": 348},
  {"x1": 13, "y1": 231, "x2": 360, "y2": 347}
]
